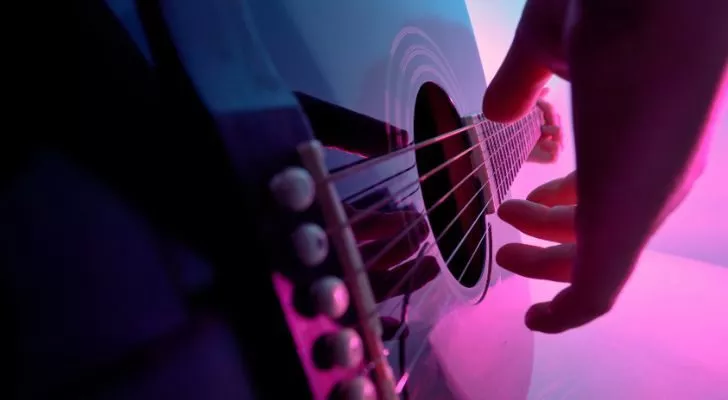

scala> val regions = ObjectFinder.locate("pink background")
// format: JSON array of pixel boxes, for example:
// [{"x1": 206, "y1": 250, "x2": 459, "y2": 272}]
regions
[{"x1": 465, "y1": 1, "x2": 728, "y2": 398}]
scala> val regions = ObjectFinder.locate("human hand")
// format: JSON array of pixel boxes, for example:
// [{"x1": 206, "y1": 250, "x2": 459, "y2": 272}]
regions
[
  {"x1": 482, "y1": 0, "x2": 726, "y2": 333},
  {"x1": 498, "y1": 171, "x2": 619, "y2": 333},
  {"x1": 481, "y1": 0, "x2": 603, "y2": 332},
  {"x1": 496, "y1": 172, "x2": 584, "y2": 332},
  {"x1": 528, "y1": 88, "x2": 563, "y2": 164}
]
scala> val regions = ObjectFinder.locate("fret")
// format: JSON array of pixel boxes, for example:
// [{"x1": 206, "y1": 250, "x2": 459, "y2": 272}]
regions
[{"x1": 480, "y1": 107, "x2": 544, "y2": 205}]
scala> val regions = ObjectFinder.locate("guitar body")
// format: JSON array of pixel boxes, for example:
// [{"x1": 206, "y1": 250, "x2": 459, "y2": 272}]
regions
[
  {"x1": 10, "y1": 0, "x2": 534, "y2": 399},
  {"x1": 247, "y1": 2, "x2": 536, "y2": 399}
]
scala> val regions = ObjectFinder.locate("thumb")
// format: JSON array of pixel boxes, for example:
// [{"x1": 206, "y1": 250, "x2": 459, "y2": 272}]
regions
[{"x1": 483, "y1": 34, "x2": 553, "y2": 123}]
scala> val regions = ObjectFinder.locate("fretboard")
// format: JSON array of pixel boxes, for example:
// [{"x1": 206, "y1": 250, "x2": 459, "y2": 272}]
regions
[{"x1": 472, "y1": 107, "x2": 544, "y2": 204}]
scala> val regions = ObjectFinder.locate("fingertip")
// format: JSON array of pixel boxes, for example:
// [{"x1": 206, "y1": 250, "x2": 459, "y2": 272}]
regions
[
  {"x1": 495, "y1": 242, "x2": 523, "y2": 267},
  {"x1": 525, "y1": 302, "x2": 552, "y2": 331},
  {"x1": 526, "y1": 302, "x2": 572, "y2": 334},
  {"x1": 482, "y1": 38, "x2": 552, "y2": 123},
  {"x1": 498, "y1": 199, "x2": 549, "y2": 233},
  {"x1": 526, "y1": 180, "x2": 557, "y2": 203},
  {"x1": 496, "y1": 199, "x2": 526, "y2": 222},
  {"x1": 526, "y1": 172, "x2": 577, "y2": 206},
  {"x1": 526, "y1": 285, "x2": 611, "y2": 333}
]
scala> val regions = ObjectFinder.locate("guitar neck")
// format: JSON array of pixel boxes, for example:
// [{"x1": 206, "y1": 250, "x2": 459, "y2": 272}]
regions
[{"x1": 480, "y1": 107, "x2": 544, "y2": 204}]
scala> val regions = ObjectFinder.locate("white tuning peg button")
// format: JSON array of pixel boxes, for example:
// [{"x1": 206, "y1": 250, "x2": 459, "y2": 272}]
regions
[
  {"x1": 310, "y1": 276, "x2": 350, "y2": 319},
  {"x1": 324, "y1": 328, "x2": 364, "y2": 368},
  {"x1": 269, "y1": 167, "x2": 315, "y2": 212},
  {"x1": 335, "y1": 376, "x2": 377, "y2": 400},
  {"x1": 292, "y1": 223, "x2": 329, "y2": 267}
]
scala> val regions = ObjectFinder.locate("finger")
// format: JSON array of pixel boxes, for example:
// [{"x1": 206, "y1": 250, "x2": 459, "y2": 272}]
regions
[
  {"x1": 525, "y1": 285, "x2": 613, "y2": 334},
  {"x1": 527, "y1": 138, "x2": 560, "y2": 164},
  {"x1": 526, "y1": 171, "x2": 577, "y2": 206},
  {"x1": 483, "y1": 34, "x2": 552, "y2": 122},
  {"x1": 541, "y1": 125, "x2": 563, "y2": 148},
  {"x1": 498, "y1": 200, "x2": 576, "y2": 243},
  {"x1": 536, "y1": 98, "x2": 558, "y2": 127},
  {"x1": 496, "y1": 243, "x2": 574, "y2": 282}
]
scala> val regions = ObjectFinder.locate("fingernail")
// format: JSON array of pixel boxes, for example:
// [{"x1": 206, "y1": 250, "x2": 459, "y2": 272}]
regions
[{"x1": 496, "y1": 200, "x2": 518, "y2": 221}]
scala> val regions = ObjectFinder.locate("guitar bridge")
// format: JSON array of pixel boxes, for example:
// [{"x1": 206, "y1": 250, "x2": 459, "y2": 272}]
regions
[{"x1": 298, "y1": 140, "x2": 399, "y2": 400}]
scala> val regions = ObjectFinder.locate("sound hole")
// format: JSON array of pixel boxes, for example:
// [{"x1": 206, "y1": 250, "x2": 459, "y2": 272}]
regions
[{"x1": 414, "y1": 83, "x2": 486, "y2": 288}]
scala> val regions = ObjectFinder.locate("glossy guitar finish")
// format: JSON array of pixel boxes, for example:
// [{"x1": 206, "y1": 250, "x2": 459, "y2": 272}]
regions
[
  {"x1": 19, "y1": 0, "x2": 538, "y2": 399},
  {"x1": 243, "y1": 1, "x2": 537, "y2": 398}
]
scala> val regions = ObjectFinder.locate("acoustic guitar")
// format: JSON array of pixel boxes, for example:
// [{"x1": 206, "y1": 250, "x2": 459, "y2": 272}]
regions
[{"x1": 18, "y1": 0, "x2": 554, "y2": 399}]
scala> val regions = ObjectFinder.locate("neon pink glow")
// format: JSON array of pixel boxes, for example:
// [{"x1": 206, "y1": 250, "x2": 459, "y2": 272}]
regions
[{"x1": 466, "y1": 1, "x2": 728, "y2": 397}]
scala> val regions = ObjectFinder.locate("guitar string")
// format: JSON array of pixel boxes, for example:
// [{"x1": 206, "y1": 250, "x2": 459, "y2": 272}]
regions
[
  {"x1": 339, "y1": 146, "x2": 519, "y2": 382},
  {"x1": 384, "y1": 118, "x2": 542, "y2": 389},
  {"x1": 393, "y1": 219, "x2": 491, "y2": 393},
  {"x1": 352, "y1": 116, "x2": 537, "y2": 273},
  {"x1": 326, "y1": 107, "x2": 542, "y2": 183},
  {"x1": 356, "y1": 129, "x2": 523, "y2": 274},
  {"x1": 379, "y1": 121, "x2": 539, "y2": 337},
  {"x1": 392, "y1": 224, "x2": 491, "y2": 394},
  {"x1": 385, "y1": 180, "x2": 510, "y2": 372},
  {"x1": 326, "y1": 119, "x2": 483, "y2": 181},
  {"x1": 346, "y1": 109, "x2": 539, "y2": 232},
  {"x1": 350, "y1": 117, "x2": 538, "y2": 325},
  {"x1": 334, "y1": 139, "x2": 482, "y2": 236},
  {"x1": 326, "y1": 110, "x2": 541, "y2": 237},
  {"x1": 327, "y1": 109, "x2": 543, "y2": 386},
  {"x1": 459, "y1": 219, "x2": 490, "y2": 281},
  {"x1": 361, "y1": 174, "x2": 485, "y2": 275},
  {"x1": 327, "y1": 123, "x2": 497, "y2": 236},
  {"x1": 341, "y1": 163, "x2": 417, "y2": 204},
  {"x1": 362, "y1": 173, "x2": 521, "y2": 380},
  {"x1": 371, "y1": 171, "x2": 517, "y2": 323},
  {"x1": 338, "y1": 116, "x2": 540, "y2": 384}
]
